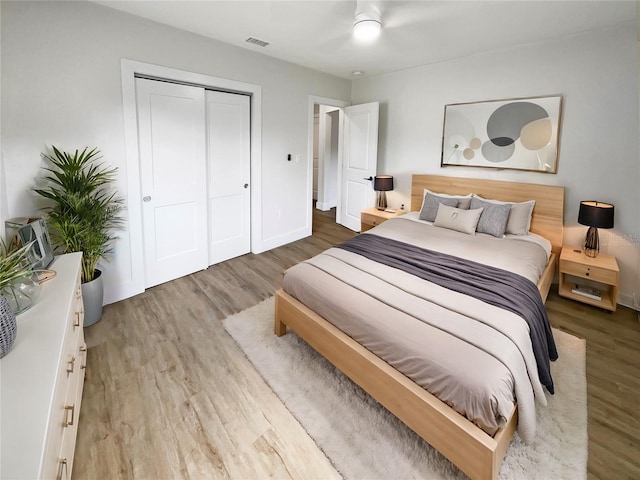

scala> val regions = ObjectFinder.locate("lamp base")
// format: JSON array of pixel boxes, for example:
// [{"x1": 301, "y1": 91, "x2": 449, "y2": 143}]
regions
[
  {"x1": 376, "y1": 191, "x2": 387, "y2": 211},
  {"x1": 583, "y1": 226, "x2": 600, "y2": 258}
]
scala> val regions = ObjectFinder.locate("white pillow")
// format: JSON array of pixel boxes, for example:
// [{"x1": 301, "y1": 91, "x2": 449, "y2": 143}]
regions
[
  {"x1": 422, "y1": 188, "x2": 473, "y2": 210},
  {"x1": 472, "y1": 194, "x2": 535, "y2": 236},
  {"x1": 507, "y1": 201, "x2": 535, "y2": 235},
  {"x1": 433, "y1": 204, "x2": 484, "y2": 235}
]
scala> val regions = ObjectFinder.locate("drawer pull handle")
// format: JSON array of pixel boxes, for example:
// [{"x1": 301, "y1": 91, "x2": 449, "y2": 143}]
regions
[
  {"x1": 80, "y1": 345, "x2": 87, "y2": 369},
  {"x1": 56, "y1": 458, "x2": 68, "y2": 480},
  {"x1": 64, "y1": 404, "x2": 75, "y2": 427},
  {"x1": 67, "y1": 356, "x2": 76, "y2": 374},
  {"x1": 74, "y1": 312, "x2": 81, "y2": 327}
]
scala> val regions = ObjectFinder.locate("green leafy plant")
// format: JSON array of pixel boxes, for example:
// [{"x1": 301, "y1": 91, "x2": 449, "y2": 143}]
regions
[
  {"x1": 34, "y1": 146, "x2": 124, "y2": 283},
  {"x1": 0, "y1": 240, "x2": 34, "y2": 293}
]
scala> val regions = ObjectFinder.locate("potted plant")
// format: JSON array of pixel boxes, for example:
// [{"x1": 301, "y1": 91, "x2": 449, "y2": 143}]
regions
[
  {"x1": 0, "y1": 240, "x2": 35, "y2": 357},
  {"x1": 34, "y1": 146, "x2": 123, "y2": 326}
]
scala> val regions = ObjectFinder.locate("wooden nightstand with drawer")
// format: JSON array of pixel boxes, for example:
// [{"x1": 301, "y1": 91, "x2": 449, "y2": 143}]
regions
[
  {"x1": 558, "y1": 246, "x2": 619, "y2": 311},
  {"x1": 360, "y1": 207, "x2": 406, "y2": 232}
]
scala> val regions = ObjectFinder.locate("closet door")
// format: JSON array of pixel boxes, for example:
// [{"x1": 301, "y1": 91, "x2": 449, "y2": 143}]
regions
[
  {"x1": 136, "y1": 78, "x2": 208, "y2": 288},
  {"x1": 205, "y1": 90, "x2": 251, "y2": 265}
]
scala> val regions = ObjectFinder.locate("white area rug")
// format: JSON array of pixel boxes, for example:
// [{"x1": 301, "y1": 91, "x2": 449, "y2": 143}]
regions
[{"x1": 223, "y1": 297, "x2": 587, "y2": 479}]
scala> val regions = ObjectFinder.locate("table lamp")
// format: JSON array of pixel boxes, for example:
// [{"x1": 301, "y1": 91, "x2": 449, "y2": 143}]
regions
[
  {"x1": 578, "y1": 201, "x2": 614, "y2": 258},
  {"x1": 374, "y1": 175, "x2": 393, "y2": 211}
]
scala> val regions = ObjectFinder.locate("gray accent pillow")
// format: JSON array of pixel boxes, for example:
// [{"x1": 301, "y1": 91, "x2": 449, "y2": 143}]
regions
[
  {"x1": 456, "y1": 197, "x2": 472, "y2": 210},
  {"x1": 422, "y1": 189, "x2": 472, "y2": 210},
  {"x1": 470, "y1": 197, "x2": 512, "y2": 237},
  {"x1": 434, "y1": 204, "x2": 483, "y2": 235},
  {"x1": 419, "y1": 193, "x2": 459, "y2": 222},
  {"x1": 471, "y1": 195, "x2": 536, "y2": 235}
]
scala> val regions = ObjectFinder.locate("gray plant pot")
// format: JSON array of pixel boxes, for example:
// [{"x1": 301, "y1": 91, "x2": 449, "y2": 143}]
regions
[{"x1": 81, "y1": 269, "x2": 104, "y2": 327}]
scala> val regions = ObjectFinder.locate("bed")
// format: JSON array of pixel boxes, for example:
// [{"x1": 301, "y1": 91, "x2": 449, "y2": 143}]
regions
[{"x1": 274, "y1": 174, "x2": 564, "y2": 479}]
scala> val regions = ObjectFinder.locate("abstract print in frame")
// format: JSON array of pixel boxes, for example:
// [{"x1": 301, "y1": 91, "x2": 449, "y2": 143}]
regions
[{"x1": 441, "y1": 95, "x2": 562, "y2": 173}]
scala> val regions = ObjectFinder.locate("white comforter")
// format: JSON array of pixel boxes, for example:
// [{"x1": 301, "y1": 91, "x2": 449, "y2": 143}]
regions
[{"x1": 282, "y1": 216, "x2": 552, "y2": 443}]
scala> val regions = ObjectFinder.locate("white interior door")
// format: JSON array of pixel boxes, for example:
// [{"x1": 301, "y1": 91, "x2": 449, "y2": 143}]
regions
[
  {"x1": 339, "y1": 102, "x2": 379, "y2": 231},
  {"x1": 205, "y1": 90, "x2": 251, "y2": 265},
  {"x1": 136, "y1": 78, "x2": 208, "y2": 288}
]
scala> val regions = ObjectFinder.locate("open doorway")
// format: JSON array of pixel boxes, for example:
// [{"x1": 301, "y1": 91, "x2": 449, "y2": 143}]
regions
[
  {"x1": 307, "y1": 96, "x2": 379, "y2": 234},
  {"x1": 313, "y1": 104, "x2": 341, "y2": 228}
]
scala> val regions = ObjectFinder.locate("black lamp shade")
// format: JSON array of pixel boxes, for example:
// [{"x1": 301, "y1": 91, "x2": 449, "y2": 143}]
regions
[
  {"x1": 578, "y1": 201, "x2": 614, "y2": 229},
  {"x1": 374, "y1": 175, "x2": 393, "y2": 191}
]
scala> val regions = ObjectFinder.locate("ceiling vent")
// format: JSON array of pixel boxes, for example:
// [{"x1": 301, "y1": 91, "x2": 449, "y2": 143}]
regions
[{"x1": 246, "y1": 37, "x2": 269, "y2": 47}]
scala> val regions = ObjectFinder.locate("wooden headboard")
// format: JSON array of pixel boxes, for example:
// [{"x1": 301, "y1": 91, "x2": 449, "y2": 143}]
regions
[{"x1": 411, "y1": 174, "x2": 564, "y2": 255}]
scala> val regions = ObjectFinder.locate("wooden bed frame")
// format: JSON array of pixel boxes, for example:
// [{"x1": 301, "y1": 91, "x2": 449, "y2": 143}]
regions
[{"x1": 274, "y1": 175, "x2": 564, "y2": 479}]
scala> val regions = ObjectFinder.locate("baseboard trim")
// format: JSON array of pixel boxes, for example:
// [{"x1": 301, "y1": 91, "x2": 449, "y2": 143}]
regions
[
  {"x1": 257, "y1": 227, "x2": 310, "y2": 254},
  {"x1": 617, "y1": 292, "x2": 639, "y2": 311},
  {"x1": 316, "y1": 201, "x2": 336, "y2": 211}
]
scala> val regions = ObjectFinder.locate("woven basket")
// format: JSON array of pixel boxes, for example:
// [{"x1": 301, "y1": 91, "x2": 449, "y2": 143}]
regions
[{"x1": 0, "y1": 295, "x2": 17, "y2": 358}]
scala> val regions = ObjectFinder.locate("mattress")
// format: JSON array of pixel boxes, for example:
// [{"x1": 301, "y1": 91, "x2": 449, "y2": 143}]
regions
[{"x1": 281, "y1": 216, "x2": 553, "y2": 443}]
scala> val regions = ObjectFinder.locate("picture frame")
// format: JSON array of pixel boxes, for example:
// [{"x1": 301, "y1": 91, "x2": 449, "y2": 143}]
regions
[
  {"x1": 441, "y1": 95, "x2": 562, "y2": 173},
  {"x1": 6, "y1": 217, "x2": 55, "y2": 270},
  {"x1": 19, "y1": 218, "x2": 55, "y2": 270}
]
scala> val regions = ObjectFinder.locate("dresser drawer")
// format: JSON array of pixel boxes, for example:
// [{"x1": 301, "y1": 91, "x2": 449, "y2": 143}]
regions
[
  {"x1": 361, "y1": 212, "x2": 385, "y2": 228},
  {"x1": 560, "y1": 259, "x2": 618, "y2": 284},
  {"x1": 42, "y1": 266, "x2": 85, "y2": 480},
  {"x1": 58, "y1": 339, "x2": 86, "y2": 480}
]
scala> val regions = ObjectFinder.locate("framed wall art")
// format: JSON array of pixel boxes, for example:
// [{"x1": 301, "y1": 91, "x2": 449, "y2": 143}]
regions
[{"x1": 441, "y1": 95, "x2": 562, "y2": 173}]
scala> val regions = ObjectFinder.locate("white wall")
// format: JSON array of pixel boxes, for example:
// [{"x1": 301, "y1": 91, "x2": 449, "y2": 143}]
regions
[
  {"x1": 1, "y1": 1, "x2": 350, "y2": 303},
  {"x1": 352, "y1": 22, "x2": 640, "y2": 307},
  {"x1": 0, "y1": 156, "x2": 6, "y2": 244},
  {"x1": 0, "y1": 3, "x2": 5, "y2": 243}
]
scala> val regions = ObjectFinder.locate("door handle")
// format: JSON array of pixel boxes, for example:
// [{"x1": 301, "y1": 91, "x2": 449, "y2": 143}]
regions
[
  {"x1": 143, "y1": 196, "x2": 151, "y2": 202},
  {"x1": 364, "y1": 176, "x2": 373, "y2": 181},
  {"x1": 244, "y1": 183, "x2": 249, "y2": 189}
]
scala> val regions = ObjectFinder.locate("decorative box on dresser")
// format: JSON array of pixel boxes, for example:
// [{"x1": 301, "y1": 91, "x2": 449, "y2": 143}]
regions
[
  {"x1": 360, "y1": 207, "x2": 406, "y2": 232},
  {"x1": 1, "y1": 252, "x2": 86, "y2": 479}
]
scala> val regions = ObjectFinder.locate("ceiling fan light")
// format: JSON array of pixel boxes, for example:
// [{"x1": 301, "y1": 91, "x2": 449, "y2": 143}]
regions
[{"x1": 353, "y1": 18, "x2": 381, "y2": 41}]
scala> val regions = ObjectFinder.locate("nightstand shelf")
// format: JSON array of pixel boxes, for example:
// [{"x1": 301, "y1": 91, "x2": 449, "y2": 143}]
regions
[
  {"x1": 361, "y1": 207, "x2": 406, "y2": 232},
  {"x1": 558, "y1": 246, "x2": 619, "y2": 311}
]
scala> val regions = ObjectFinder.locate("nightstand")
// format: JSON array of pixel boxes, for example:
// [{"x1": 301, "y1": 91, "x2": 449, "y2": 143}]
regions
[
  {"x1": 558, "y1": 246, "x2": 619, "y2": 311},
  {"x1": 360, "y1": 207, "x2": 406, "y2": 232}
]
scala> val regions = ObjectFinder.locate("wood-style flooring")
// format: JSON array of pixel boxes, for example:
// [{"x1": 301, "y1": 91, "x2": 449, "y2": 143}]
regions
[{"x1": 74, "y1": 208, "x2": 639, "y2": 479}]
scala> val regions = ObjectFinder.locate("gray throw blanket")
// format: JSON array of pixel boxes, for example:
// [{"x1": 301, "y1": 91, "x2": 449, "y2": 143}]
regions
[{"x1": 336, "y1": 233, "x2": 558, "y2": 394}]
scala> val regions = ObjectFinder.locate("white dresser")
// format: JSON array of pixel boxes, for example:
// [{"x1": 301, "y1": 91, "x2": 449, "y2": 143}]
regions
[{"x1": 1, "y1": 252, "x2": 86, "y2": 479}]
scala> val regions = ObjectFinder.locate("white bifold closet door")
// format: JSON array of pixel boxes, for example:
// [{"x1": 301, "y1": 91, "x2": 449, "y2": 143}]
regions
[
  {"x1": 205, "y1": 90, "x2": 251, "y2": 265},
  {"x1": 135, "y1": 78, "x2": 250, "y2": 288}
]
